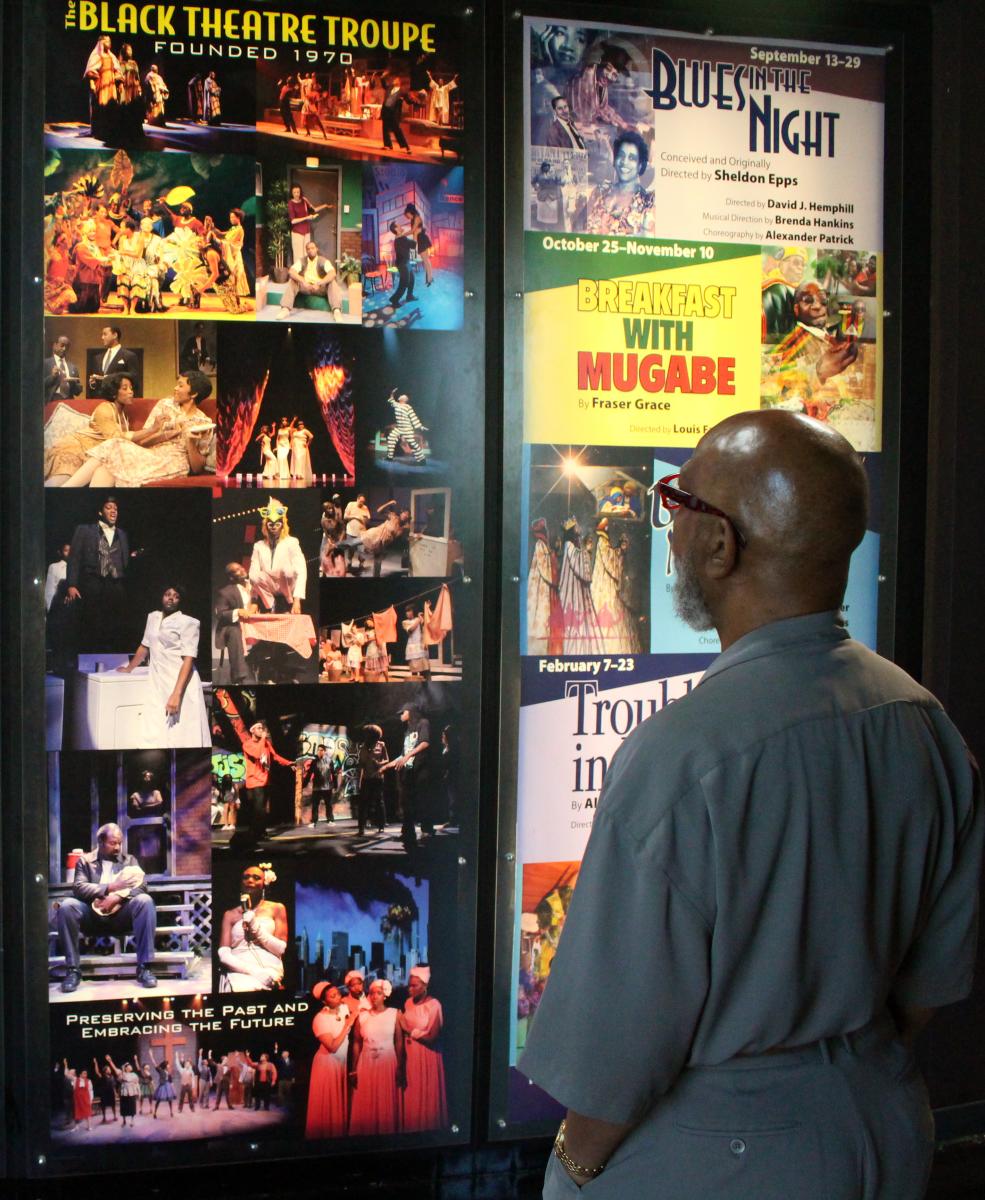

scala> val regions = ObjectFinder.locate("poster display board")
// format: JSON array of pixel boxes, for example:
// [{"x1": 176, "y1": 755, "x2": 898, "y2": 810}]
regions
[
  {"x1": 36, "y1": 0, "x2": 483, "y2": 1169},
  {"x1": 495, "y1": 13, "x2": 889, "y2": 1133}
]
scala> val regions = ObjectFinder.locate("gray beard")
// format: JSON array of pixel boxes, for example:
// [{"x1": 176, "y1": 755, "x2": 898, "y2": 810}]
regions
[{"x1": 672, "y1": 547, "x2": 715, "y2": 631}]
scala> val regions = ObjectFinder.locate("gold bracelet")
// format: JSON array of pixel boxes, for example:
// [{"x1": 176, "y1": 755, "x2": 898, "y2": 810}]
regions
[{"x1": 553, "y1": 1119, "x2": 606, "y2": 1180}]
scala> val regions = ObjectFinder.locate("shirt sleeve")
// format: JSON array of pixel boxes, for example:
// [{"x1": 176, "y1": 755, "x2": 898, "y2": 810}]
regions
[
  {"x1": 139, "y1": 611, "x2": 157, "y2": 649},
  {"x1": 891, "y1": 716, "x2": 984, "y2": 1008},
  {"x1": 177, "y1": 615, "x2": 201, "y2": 658},
  {"x1": 519, "y1": 800, "x2": 712, "y2": 1124}
]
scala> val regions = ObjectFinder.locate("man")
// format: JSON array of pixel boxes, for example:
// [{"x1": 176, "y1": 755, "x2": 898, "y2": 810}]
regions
[
  {"x1": 567, "y1": 44, "x2": 636, "y2": 134},
  {"x1": 763, "y1": 282, "x2": 859, "y2": 422},
  {"x1": 213, "y1": 1055, "x2": 233, "y2": 1111},
  {"x1": 177, "y1": 1058, "x2": 196, "y2": 1112},
  {"x1": 277, "y1": 74, "x2": 299, "y2": 133},
  {"x1": 275, "y1": 1046, "x2": 296, "y2": 1107},
  {"x1": 44, "y1": 542, "x2": 71, "y2": 612},
  {"x1": 521, "y1": 411, "x2": 983, "y2": 1199},
  {"x1": 44, "y1": 335, "x2": 83, "y2": 403},
  {"x1": 761, "y1": 244, "x2": 809, "y2": 338},
  {"x1": 383, "y1": 705, "x2": 435, "y2": 849},
  {"x1": 88, "y1": 325, "x2": 138, "y2": 394},
  {"x1": 388, "y1": 222, "x2": 416, "y2": 308},
  {"x1": 179, "y1": 322, "x2": 210, "y2": 373},
  {"x1": 385, "y1": 389, "x2": 428, "y2": 464},
  {"x1": 55, "y1": 823, "x2": 158, "y2": 993},
  {"x1": 214, "y1": 561, "x2": 254, "y2": 685},
  {"x1": 276, "y1": 241, "x2": 344, "y2": 321},
  {"x1": 304, "y1": 743, "x2": 336, "y2": 827},
  {"x1": 544, "y1": 96, "x2": 586, "y2": 150},
  {"x1": 381, "y1": 77, "x2": 412, "y2": 154},
  {"x1": 214, "y1": 688, "x2": 294, "y2": 842},
  {"x1": 65, "y1": 495, "x2": 130, "y2": 651}
]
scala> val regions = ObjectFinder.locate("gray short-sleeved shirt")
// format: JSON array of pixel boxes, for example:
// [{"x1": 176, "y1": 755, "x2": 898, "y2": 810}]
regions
[{"x1": 519, "y1": 612, "x2": 983, "y2": 1125}]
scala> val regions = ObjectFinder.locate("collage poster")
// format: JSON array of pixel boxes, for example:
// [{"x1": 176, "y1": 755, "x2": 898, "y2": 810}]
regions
[
  {"x1": 41, "y1": 0, "x2": 480, "y2": 1162},
  {"x1": 507, "y1": 16, "x2": 886, "y2": 1126}
]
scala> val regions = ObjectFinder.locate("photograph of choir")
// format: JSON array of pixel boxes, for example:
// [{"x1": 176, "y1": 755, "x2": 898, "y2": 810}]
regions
[
  {"x1": 42, "y1": 0, "x2": 472, "y2": 1159},
  {"x1": 44, "y1": 150, "x2": 256, "y2": 318},
  {"x1": 523, "y1": 445, "x2": 651, "y2": 657}
]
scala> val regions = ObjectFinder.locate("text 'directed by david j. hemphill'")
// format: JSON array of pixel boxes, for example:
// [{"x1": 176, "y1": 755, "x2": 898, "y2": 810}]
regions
[
  {"x1": 40, "y1": 0, "x2": 483, "y2": 1166},
  {"x1": 497, "y1": 14, "x2": 886, "y2": 1131}
]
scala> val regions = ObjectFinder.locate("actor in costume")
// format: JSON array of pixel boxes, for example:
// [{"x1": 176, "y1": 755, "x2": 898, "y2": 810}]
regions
[
  {"x1": 763, "y1": 283, "x2": 858, "y2": 422},
  {"x1": 63, "y1": 494, "x2": 129, "y2": 650},
  {"x1": 388, "y1": 222, "x2": 416, "y2": 308},
  {"x1": 144, "y1": 63, "x2": 169, "y2": 125},
  {"x1": 385, "y1": 389, "x2": 428, "y2": 463},
  {"x1": 761, "y1": 246, "x2": 809, "y2": 339},
  {"x1": 287, "y1": 184, "x2": 329, "y2": 265},
  {"x1": 290, "y1": 420, "x2": 314, "y2": 484},
  {"x1": 44, "y1": 335, "x2": 84, "y2": 404},
  {"x1": 349, "y1": 979, "x2": 404, "y2": 1135},
  {"x1": 214, "y1": 561, "x2": 254, "y2": 685},
  {"x1": 55, "y1": 822, "x2": 157, "y2": 993},
  {"x1": 404, "y1": 203, "x2": 434, "y2": 287},
  {"x1": 45, "y1": 373, "x2": 134, "y2": 486},
  {"x1": 383, "y1": 704, "x2": 434, "y2": 848},
  {"x1": 276, "y1": 241, "x2": 345, "y2": 321},
  {"x1": 305, "y1": 982, "x2": 358, "y2": 1139},
  {"x1": 544, "y1": 96, "x2": 587, "y2": 150},
  {"x1": 116, "y1": 583, "x2": 210, "y2": 748},
  {"x1": 88, "y1": 325, "x2": 138, "y2": 393},
  {"x1": 398, "y1": 966, "x2": 448, "y2": 1132},
  {"x1": 303, "y1": 743, "x2": 336, "y2": 827},
  {"x1": 248, "y1": 497, "x2": 308, "y2": 614},
  {"x1": 356, "y1": 728, "x2": 389, "y2": 833},
  {"x1": 526, "y1": 517, "x2": 563, "y2": 655},
  {"x1": 381, "y1": 79, "x2": 412, "y2": 154},
  {"x1": 557, "y1": 519, "x2": 604, "y2": 654},
  {"x1": 83, "y1": 35, "x2": 122, "y2": 143},
  {"x1": 567, "y1": 44, "x2": 636, "y2": 136},
  {"x1": 203, "y1": 71, "x2": 222, "y2": 125},
  {"x1": 44, "y1": 233, "x2": 78, "y2": 315},
  {"x1": 218, "y1": 864, "x2": 287, "y2": 991},
  {"x1": 590, "y1": 518, "x2": 640, "y2": 654},
  {"x1": 214, "y1": 688, "x2": 294, "y2": 842}
]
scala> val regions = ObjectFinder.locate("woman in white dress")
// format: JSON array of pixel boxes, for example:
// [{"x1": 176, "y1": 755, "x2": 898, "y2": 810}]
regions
[
  {"x1": 116, "y1": 584, "x2": 210, "y2": 747},
  {"x1": 256, "y1": 423, "x2": 277, "y2": 480},
  {"x1": 349, "y1": 979, "x2": 404, "y2": 1135},
  {"x1": 217, "y1": 865, "x2": 287, "y2": 992},
  {"x1": 590, "y1": 519, "x2": 641, "y2": 654},
  {"x1": 557, "y1": 521, "x2": 604, "y2": 654},
  {"x1": 290, "y1": 420, "x2": 314, "y2": 485},
  {"x1": 275, "y1": 417, "x2": 294, "y2": 484}
]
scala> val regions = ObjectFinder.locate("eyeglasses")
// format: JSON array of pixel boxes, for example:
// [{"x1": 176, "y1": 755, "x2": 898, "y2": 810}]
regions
[{"x1": 648, "y1": 473, "x2": 747, "y2": 548}]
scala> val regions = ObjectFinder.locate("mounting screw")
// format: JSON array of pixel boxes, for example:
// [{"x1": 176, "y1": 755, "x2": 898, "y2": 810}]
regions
[
  {"x1": 497, "y1": 1118, "x2": 507, "y2": 1129},
  {"x1": 886, "y1": 44, "x2": 894, "y2": 53},
  {"x1": 504, "y1": 852, "x2": 515, "y2": 862},
  {"x1": 513, "y1": 9, "x2": 522, "y2": 18},
  {"x1": 462, "y1": 575, "x2": 472, "y2": 584},
  {"x1": 464, "y1": 6, "x2": 474, "y2": 15},
  {"x1": 451, "y1": 1123, "x2": 460, "y2": 1133},
  {"x1": 464, "y1": 289, "x2": 476, "y2": 299},
  {"x1": 33, "y1": 577, "x2": 41, "y2": 587},
  {"x1": 882, "y1": 311, "x2": 892, "y2": 319},
  {"x1": 510, "y1": 575, "x2": 519, "y2": 583},
  {"x1": 37, "y1": 1155, "x2": 47, "y2": 1167},
  {"x1": 458, "y1": 857, "x2": 467, "y2": 866},
  {"x1": 514, "y1": 291, "x2": 523, "y2": 299},
  {"x1": 35, "y1": 873, "x2": 45, "y2": 885},
  {"x1": 249, "y1": 1142, "x2": 259, "y2": 1152},
  {"x1": 877, "y1": 575, "x2": 886, "y2": 583},
  {"x1": 704, "y1": 27, "x2": 715, "y2": 36},
  {"x1": 33, "y1": 277, "x2": 41, "y2": 285}
]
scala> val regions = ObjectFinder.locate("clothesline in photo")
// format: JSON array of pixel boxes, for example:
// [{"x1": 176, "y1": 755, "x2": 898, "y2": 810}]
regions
[{"x1": 319, "y1": 579, "x2": 455, "y2": 635}]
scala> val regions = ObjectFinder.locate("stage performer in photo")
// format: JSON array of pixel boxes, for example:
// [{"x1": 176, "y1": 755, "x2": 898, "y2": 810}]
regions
[
  {"x1": 381, "y1": 79, "x2": 412, "y2": 154},
  {"x1": 44, "y1": 232, "x2": 78, "y2": 315},
  {"x1": 426, "y1": 71, "x2": 458, "y2": 126},
  {"x1": 276, "y1": 241, "x2": 345, "y2": 322},
  {"x1": 44, "y1": 373, "x2": 134, "y2": 486},
  {"x1": 274, "y1": 417, "x2": 294, "y2": 483},
  {"x1": 83, "y1": 35, "x2": 122, "y2": 144},
  {"x1": 144, "y1": 63, "x2": 169, "y2": 126},
  {"x1": 214, "y1": 688, "x2": 294, "y2": 842},
  {"x1": 116, "y1": 583, "x2": 210, "y2": 748},
  {"x1": 248, "y1": 496, "x2": 308, "y2": 614},
  {"x1": 43, "y1": 332, "x2": 83, "y2": 401},
  {"x1": 348, "y1": 979, "x2": 404, "y2": 1136},
  {"x1": 403, "y1": 204, "x2": 434, "y2": 288},
  {"x1": 388, "y1": 222, "x2": 416, "y2": 308},
  {"x1": 526, "y1": 517, "x2": 563, "y2": 655},
  {"x1": 557, "y1": 519, "x2": 604, "y2": 655},
  {"x1": 287, "y1": 184, "x2": 329, "y2": 264},
  {"x1": 344, "y1": 969, "x2": 371, "y2": 1018},
  {"x1": 566, "y1": 43, "x2": 636, "y2": 136},
  {"x1": 398, "y1": 966, "x2": 448, "y2": 1132},
  {"x1": 256, "y1": 424, "x2": 277, "y2": 481},
  {"x1": 218, "y1": 863, "x2": 287, "y2": 992},
  {"x1": 303, "y1": 743, "x2": 336, "y2": 827},
  {"x1": 590, "y1": 518, "x2": 640, "y2": 654},
  {"x1": 214, "y1": 561, "x2": 254, "y2": 686},
  {"x1": 585, "y1": 131, "x2": 654, "y2": 238},
  {"x1": 385, "y1": 389, "x2": 428, "y2": 463},
  {"x1": 62, "y1": 494, "x2": 130, "y2": 650},
  {"x1": 117, "y1": 44, "x2": 145, "y2": 144},
  {"x1": 305, "y1": 982, "x2": 358, "y2": 1139},
  {"x1": 217, "y1": 208, "x2": 250, "y2": 298},
  {"x1": 203, "y1": 71, "x2": 222, "y2": 125},
  {"x1": 290, "y1": 419, "x2": 314, "y2": 485},
  {"x1": 55, "y1": 822, "x2": 157, "y2": 994},
  {"x1": 356, "y1": 724, "x2": 390, "y2": 833},
  {"x1": 278, "y1": 76, "x2": 299, "y2": 134}
]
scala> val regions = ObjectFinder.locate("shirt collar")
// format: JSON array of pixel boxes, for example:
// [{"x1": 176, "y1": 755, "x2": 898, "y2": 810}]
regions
[{"x1": 700, "y1": 610, "x2": 849, "y2": 685}]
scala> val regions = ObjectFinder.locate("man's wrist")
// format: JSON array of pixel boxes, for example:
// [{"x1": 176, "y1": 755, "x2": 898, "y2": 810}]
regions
[{"x1": 553, "y1": 1119, "x2": 606, "y2": 1182}]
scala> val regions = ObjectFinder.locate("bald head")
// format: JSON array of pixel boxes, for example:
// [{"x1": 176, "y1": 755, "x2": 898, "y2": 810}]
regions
[{"x1": 674, "y1": 410, "x2": 867, "y2": 643}]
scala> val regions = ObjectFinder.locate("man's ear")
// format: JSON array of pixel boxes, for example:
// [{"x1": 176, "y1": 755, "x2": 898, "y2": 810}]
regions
[{"x1": 704, "y1": 516, "x2": 740, "y2": 580}]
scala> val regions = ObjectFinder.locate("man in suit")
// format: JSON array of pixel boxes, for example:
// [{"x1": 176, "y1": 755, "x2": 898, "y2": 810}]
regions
[
  {"x1": 388, "y1": 221, "x2": 416, "y2": 307},
  {"x1": 44, "y1": 334, "x2": 84, "y2": 403},
  {"x1": 276, "y1": 241, "x2": 345, "y2": 320},
  {"x1": 381, "y1": 77, "x2": 411, "y2": 153},
  {"x1": 54, "y1": 823, "x2": 157, "y2": 993},
  {"x1": 65, "y1": 495, "x2": 130, "y2": 651},
  {"x1": 544, "y1": 96, "x2": 586, "y2": 150},
  {"x1": 214, "y1": 561, "x2": 254, "y2": 684},
  {"x1": 88, "y1": 325, "x2": 139, "y2": 394}
]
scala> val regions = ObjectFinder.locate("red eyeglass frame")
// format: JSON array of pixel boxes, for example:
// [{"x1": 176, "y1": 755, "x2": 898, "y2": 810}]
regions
[{"x1": 648, "y1": 473, "x2": 747, "y2": 548}]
